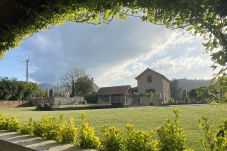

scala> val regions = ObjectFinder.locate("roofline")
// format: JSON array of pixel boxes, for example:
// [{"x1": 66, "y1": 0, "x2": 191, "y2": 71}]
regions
[
  {"x1": 135, "y1": 68, "x2": 170, "y2": 82},
  {"x1": 96, "y1": 85, "x2": 131, "y2": 96},
  {"x1": 98, "y1": 85, "x2": 131, "y2": 89}
]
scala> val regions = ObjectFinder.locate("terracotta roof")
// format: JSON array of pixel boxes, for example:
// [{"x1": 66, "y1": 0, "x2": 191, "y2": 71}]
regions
[
  {"x1": 96, "y1": 85, "x2": 131, "y2": 96},
  {"x1": 135, "y1": 68, "x2": 169, "y2": 82}
]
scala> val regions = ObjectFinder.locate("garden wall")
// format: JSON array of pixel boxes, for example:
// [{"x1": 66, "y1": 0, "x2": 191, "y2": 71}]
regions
[
  {"x1": 0, "y1": 101, "x2": 21, "y2": 108},
  {"x1": 31, "y1": 96, "x2": 85, "y2": 106}
]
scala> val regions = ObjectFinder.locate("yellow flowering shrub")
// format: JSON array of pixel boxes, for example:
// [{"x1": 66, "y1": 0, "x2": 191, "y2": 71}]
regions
[
  {"x1": 20, "y1": 117, "x2": 34, "y2": 135},
  {"x1": 102, "y1": 124, "x2": 124, "y2": 151},
  {"x1": 78, "y1": 112, "x2": 100, "y2": 149},
  {"x1": 6, "y1": 116, "x2": 20, "y2": 132},
  {"x1": 199, "y1": 117, "x2": 227, "y2": 151},
  {"x1": 125, "y1": 124, "x2": 157, "y2": 151},
  {"x1": 60, "y1": 118, "x2": 77, "y2": 144},
  {"x1": 157, "y1": 110, "x2": 186, "y2": 151},
  {"x1": 0, "y1": 113, "x2": 8, "y2": 130}
]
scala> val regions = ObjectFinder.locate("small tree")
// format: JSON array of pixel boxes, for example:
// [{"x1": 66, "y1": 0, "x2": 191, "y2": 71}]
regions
[
  {"x1": 59, "y1": 68, "x2": 87, "y2": 96},
  {"x1": 75, "y1": 76, "x2": 93, "y2": 96}
]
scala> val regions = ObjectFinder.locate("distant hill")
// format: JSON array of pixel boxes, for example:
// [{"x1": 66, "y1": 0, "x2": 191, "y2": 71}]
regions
[
  {"x1": 39, "y1": 83, "x2": 55, "y2": 90},
  {"x1": 176, "y1": 79, "x2": 210, "y2": 90}
]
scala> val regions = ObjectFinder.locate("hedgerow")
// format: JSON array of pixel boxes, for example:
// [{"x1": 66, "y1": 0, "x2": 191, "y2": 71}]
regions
[{"x1": 0, "y1": 111, "x2": 226, "y2": 150}]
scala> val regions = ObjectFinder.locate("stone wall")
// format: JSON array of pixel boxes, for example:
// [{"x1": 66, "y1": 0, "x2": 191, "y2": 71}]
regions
[
  {"x1": 31, "y1": 96, "x2": 85, "y2": 106},
  {"x1": 0, "y1": 130, "x2": 94, "y2": 151},
  {"x1": 0, "y1": 101, "x2": 22, "y2": 108}
]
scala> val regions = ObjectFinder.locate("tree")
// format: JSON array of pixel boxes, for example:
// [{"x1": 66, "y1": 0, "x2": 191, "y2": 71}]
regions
[
  {"x1": 209, "y1": 74, "x2": 227, "y2": 103},
  {"x1": 189, "y1": 89, "x2": 197, "y2": 102},
  {"x1": 75, "y1": 76, "x2": 93, "y2": 96},
  {"x1": 189, "y1": 86, "x2": 210, "y2": 103},
  {"x1": 59, "y1": 68, "x2": 87, "y2": 96},
  {"x1": 0, "y1": 77, "x2": 38, "y2": 100},
  {"x1": 170, "y1": 79, "x2": 182, "y2": 102},
  {"x1": 0, "y1": 0, "x2": 226, "y2": 101}
]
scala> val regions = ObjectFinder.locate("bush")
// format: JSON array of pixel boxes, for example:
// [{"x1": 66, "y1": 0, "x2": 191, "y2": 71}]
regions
[
  {"x1": 6, "y1": 116, "x2": 20, "y2": 132},
  {"x1": 102, "y1": 125, "x2": 124, "y2": 151},
  {"x1": 199, "y1": 117, "x2": 227, "y2": 151},
  {"x1": 33, "y1": 115, "x2": 61, "y2": 140},
  {"x1": 157, "y1": 110, "x2": 186, "y2": 151},
  {"x1": 0, "y1": 77, "x2": 38, "y2": 100},
  {"x1": 0, "y1": 111, "x2": 226, "y2": 150},
  {"x1": 60, "y1": 118, "x2": 77, "y2": 144},
  {"x1": 20, "y1": 118, "x2": 34, "y2": 135},
  {"x1": 78, "y1": 112, "x2": 101, "y2": 149},
  {"x1": 0, "y1": 113, "x2": 8, "y2": 130},
  {"x1": 125, "y1": 124, "x2": 157, "y2": 151},
  {"x1": 35, "y1": 103, "x2": 52, "y2": 111}
]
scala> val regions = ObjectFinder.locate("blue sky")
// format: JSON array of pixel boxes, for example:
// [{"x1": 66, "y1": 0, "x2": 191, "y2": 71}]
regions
[{"x1": 0, "y1": 17, "x2": 213, "y2": 87}]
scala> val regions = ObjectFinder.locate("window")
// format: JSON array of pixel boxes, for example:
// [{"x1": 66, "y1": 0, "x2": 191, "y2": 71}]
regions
[{"x1": 147, "y1": 75, "x2": 152, "y2": 82}]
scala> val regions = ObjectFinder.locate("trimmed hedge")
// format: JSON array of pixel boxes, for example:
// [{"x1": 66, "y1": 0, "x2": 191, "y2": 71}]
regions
[{"x1": 0, "y1": 111, "x2": 226, "y2": 150}]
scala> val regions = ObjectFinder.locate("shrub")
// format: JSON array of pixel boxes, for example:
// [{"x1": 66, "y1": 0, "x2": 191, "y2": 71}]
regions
[
  {"x1": 6, "y1": 116, "x2": 20, "y2": 132},
  {"x1": 20, "y1": 117, "x2": 34, "y2": 135},
  {"x1": 157, "y1": 110, "x2": 186, "y2": 151},
  {"x1": 0, "y1": 113, "x2": 8, "y2": 130},
  {"x1": 102, "y1": 125, "x2": 124, "y2": 151},
  {"x1": 199, "y1": 117, "x2": 227, "y2": 151},
  {"x1": 33, "y1": 115, "x2": 60, "y2": 140},
  {"x1": 35, "y1": 103, "x2": 52, "y2": 111},
  {"x1": 78, "y1": 112, "x2": 100, "y2": 149},
  {"x1": 125, "y1": 124, "x2": 157, "y2": 151},
  {"x1": 60, "y1": 118, "x2": 77, "y2": 144}
]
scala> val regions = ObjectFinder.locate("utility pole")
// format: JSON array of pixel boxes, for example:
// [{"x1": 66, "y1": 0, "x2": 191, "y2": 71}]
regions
[
  {"x1": 185, "y1": 77, "x2": 188, "y2": 98},
  {"x1": 26, "y1": 59, "x2": 29, "y2": 82}
]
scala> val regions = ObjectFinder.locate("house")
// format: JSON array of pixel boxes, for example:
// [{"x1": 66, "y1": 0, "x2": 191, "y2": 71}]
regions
[
  {"x1": 135, "y1": 68, "x2": 171, "y2": 105},
  {"x1": 96, "y1": 85, "x2": 132, "y2": 105}
]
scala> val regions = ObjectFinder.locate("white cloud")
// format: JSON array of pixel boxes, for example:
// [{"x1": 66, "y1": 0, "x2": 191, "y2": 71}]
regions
[
  {"x1": 95, "y1": 32, "x2": 213, "y2": 87},
  {"x1": 3, "y1": 17, "x2": 214, "y2": 87}
]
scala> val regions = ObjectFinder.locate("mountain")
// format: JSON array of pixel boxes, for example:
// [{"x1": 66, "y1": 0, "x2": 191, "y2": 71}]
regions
[
  {"x1": 176, "y1": 79, "x2": 210, "y2": 90},
  {"x1": 39, "y1": 83, "x2": 55, "y2": 90}
]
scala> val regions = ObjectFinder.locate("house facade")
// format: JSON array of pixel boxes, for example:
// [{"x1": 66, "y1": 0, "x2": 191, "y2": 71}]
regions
[
  {"x1": 96, "y1": 85, "x2": 133, "y2": 105},
  {"x1": 135, "y1": 68, "x2": 171, "y2": 105}
]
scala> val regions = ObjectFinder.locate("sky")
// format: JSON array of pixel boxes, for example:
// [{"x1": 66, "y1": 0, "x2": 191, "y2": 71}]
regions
[{"x1": 0, "y1": 17, "x2": 214, "y2": 87}]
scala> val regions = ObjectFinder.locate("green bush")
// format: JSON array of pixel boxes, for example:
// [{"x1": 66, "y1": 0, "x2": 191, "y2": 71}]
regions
[
  {"x1": 102, "y1": 125, "x2": 124, "y2": 151},
  {"x1": 125, "y1": 124, "x2": 157, "y2": 151},
  {"x1": 20, "y1": 117, "x2": 34, "y2": 135},
  {"x1": 157, "y1": 110, "x2": 186, "y2": 151},
  {"x1": 0, "y1": 77, "x2": 38, "y2": 100},
  {"x1": 0, "y1": 111, "x2": 226, "y2": 150},
  {"x1": 60, "y1": 118, "x2": 77, "y2": 144},
  {"x1": 78, "y1": 112, "x2": 101, "y2": 149},
  {"x1": 0, "y1": 113, "x2": 8, "y2": 130},
  {"x1": 6, "y1": 116, "x2": 20, "y2": 132},
  {"x1": 199, "y1": 117, "x2": 227, "y2": 151},
  {"x1": 36, "y1": 115, "x2": 66, "y2": 141},
  {"x1": 36, "y1": 103, "x2": 52, "y2": 111}
]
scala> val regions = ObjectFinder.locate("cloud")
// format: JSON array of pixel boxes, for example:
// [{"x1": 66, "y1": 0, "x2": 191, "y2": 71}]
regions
[
  {"x1": 95, "y1": 32, "x2": 213, "y2": 87},
  {"x1": 4, "y1": 17, "x2": 213, "y2": 87}
]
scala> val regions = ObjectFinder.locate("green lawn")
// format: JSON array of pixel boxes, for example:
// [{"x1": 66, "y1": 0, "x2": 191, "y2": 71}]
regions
[{"x1": 0, "y1": 104, "x2": 226, "y2": 150}]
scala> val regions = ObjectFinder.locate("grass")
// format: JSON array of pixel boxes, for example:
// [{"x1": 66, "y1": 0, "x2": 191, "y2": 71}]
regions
[{"x1": 0, "y1": 104, "x2": 226, "y2": 150}]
